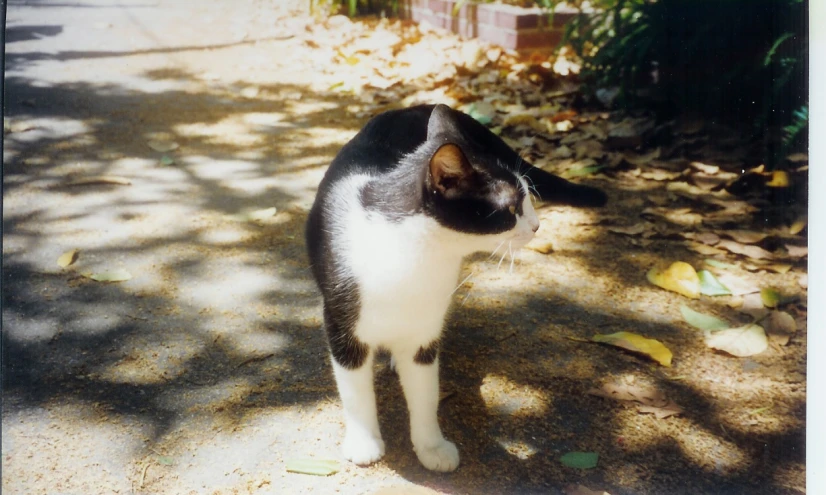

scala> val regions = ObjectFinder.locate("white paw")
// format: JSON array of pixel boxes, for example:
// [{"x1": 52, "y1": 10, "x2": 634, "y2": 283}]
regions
[
  {"x1": 342, "y1": 431, "x2": 385, "y2": 466},
  {"x1": 414, "y1": 439, "x2": 460, "y2": 472}
]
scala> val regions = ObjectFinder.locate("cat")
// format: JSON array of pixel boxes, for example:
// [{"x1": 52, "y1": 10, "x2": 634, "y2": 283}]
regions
[{"x1": 305, "y1": 104, "x2": 606, "y2": 472}]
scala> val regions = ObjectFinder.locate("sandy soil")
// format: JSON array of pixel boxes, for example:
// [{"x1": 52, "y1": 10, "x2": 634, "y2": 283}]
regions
[{"x1": 3, "y1": 1, "x2": 806, "y2": 494}]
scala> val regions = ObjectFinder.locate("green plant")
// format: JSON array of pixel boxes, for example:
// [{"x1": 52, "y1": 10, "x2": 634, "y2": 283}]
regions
[{"x1": 310, "y1": 0, "x2": 400, "y2": 17}]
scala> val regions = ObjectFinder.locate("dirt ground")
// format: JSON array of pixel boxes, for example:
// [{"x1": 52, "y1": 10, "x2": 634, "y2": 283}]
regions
[{"x1": 2, "y1": 1, "x2": 808, "y2": 494}]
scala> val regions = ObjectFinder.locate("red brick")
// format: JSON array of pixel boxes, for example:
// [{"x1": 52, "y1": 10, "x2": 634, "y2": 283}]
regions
[{"x1": 514, "y1": 28, "x2": 563, "y2": 50}]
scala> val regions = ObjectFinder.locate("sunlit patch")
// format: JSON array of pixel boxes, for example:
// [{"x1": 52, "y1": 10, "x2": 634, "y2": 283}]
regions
[
  {"x1": 495, "y1": 437, "x2": 538, "y2": 460},
  {"x1": 480, "y1": 374, "x2": 548, "y2": 417},
  {"x1": 199, "y1": 225, "x2": 256, "y2": 245},
  {"x1": 185, "y1": 157, "x2": 260, "y2": 181}
]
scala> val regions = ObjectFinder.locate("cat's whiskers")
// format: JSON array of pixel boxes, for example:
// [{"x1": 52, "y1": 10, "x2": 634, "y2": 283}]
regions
[
  {"x1": 508, "y1": 241, "x2": 516, "y2": 274},
  {"x1": 488, "y1": 239, "x2": 507, "y2": 261},
  {"x1": 497, "y1": 246, "x2": 508, "y2": 271},
  {"x1": 450, "y1": 270, "x2": 476, "y2": 296}
]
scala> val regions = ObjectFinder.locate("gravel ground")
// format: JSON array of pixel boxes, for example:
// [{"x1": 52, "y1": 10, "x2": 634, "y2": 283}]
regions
[{"x1": 3, "y1": 1, "x2": 807, "y2": 494}]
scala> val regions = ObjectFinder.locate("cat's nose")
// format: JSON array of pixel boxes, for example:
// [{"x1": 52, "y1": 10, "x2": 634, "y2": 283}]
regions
[{"x1": 531, "y1": 223, "x2": 539, "y2": 233}]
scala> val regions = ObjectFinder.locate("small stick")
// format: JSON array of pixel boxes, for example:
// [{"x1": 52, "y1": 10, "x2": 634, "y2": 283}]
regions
[
  {"x1": 237, "y1": 353, "x2": 275, "y2": 368},
  {"x1": 497, "y1": 330, "x2": 517, "y2": 342}
]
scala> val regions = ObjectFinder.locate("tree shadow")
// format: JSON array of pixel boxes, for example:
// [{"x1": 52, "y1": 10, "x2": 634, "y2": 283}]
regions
[{"x1": 2, "y1": 17, "x2": 805, "y2": 494}]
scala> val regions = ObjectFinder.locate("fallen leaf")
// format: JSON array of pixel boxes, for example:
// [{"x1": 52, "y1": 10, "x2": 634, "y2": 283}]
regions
[
  {"x1": 466, "y1": 101, "x2": 496, "y2": 125},
  {"x1": 704, "y1": 259, "x2": 737, "y2": 270},
  {"x1": 57, "y1": 249, "x2": 80, "y2": 268},
  {"x1": 799, "y1": 274, "x2": 808, "y2": 289},
  {"x1": 285, "y1": 459, "x2": 340, "y2": 476},
  {"x1": 784, "y1": 244, "x2": 807, "y2": 259},
  {"x1": 560, "y1": 452, "x2": 598, "y2": 469},
  {"x1": 760, "y1": 263, "x2": 793, "y2": 274},
  {"x1": 159, "y1": 155, "x2": 176, "y2": 166},
  {"x1": 680, "y1": 305, "x2": 729, "y2": 331},
  {"x1": 760, "y1": 288, "x2": 781, "y2": 308},
  {"x1": 764, "y1": 311, "x2": 796, "y2": 346},
  {"x1": 526, "y1": 239, "x2": 554, "y2": 254},
  {"x1": 686, "y1": 242, "x2": 727, "y2": 256},
  {"x1": 147, "y1": 140, "x2": 179, "y2": 152},
  {"x1": 683, "y1": 232, "x2": 720, "y2": 246},
  {"x1": 84, "y1": 269, "x2": 132, "y2": 282},
  {"x1": 640, "y1": 169, "x2": 681, "y2": 181},
  {"x1": 565, "y1": 163, "x2": 605, "y2": 178},
  {"x1": 65, "y1": 176, "x2": 132, "y2": 187},
  {"x1": 786, "y1": 152, "x2": 808, "y2": 162},
  {"x1": 564, "y1": 484, "x2": 611, "y2": 495},
  {"x1": 591, "y1": 332, "x2": 672, "y2": 367},
  {"x1": 789, "y1": 216, "x2": 807, "y2": 235},
  {"x1": 715, "y1": 273, "x2": 760, "y2": 296},
  {"x1": 690, "y1": 161, "x2": 720, "y2": 174},
  {"x1": 156, "y1": 456, "x2": 174, "y2": 466},
  {"x1": 647, "y1": 261, "x2": 700, "y2": 299},
  {"x1": 638, "y1": 402, "x2": 683, "y2": 419},
  {"x1": 705, "y1": 324, "x2": 768, "y2": 357},
  {"x1": 723, "y1": 230, "x2": 769, "y2": 244},
  {"x1": 766, "y1": 170, "x2": 789, "y2": 187},
  {"x1": 622, "y1": 148, "x2": 661, "y2": 167},
  {"x1": 606, "y1": 223, "x2": 651, "y2": 236},
  {"x1": 717, "y1": 240, "x2": 773, "y2": 260},
  {"x1": 502, "y1": 113, "x2": 544, "y2": 132},
  {"x1": 698, "y1": 270, "x2": 732, "y2": 296},
  {"x1": 738, "y1": 293, "x2": 770, "y2": 319}
]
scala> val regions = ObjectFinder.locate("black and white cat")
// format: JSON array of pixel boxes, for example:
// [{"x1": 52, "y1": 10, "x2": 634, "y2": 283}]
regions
[{"x1": 305, "y1": 104, "x2": 605, "y2": 472}]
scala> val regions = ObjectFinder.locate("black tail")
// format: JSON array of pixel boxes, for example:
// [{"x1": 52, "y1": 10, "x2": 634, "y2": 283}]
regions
[{"x1": 523, "y1": 165, "x2": 607, "y2": 207}]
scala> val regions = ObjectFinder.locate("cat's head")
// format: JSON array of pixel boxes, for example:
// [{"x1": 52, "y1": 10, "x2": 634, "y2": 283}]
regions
[{"x1": 420, "y1": 105, "x2": 540, "y2": 253}]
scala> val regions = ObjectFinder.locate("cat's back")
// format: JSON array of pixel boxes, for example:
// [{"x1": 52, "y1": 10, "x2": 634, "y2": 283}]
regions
[{"x1": 305, "y1": 105, "x2": 435, "y2": 277}]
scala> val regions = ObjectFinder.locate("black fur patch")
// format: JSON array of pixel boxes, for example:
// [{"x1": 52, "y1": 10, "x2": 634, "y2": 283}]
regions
[{"x1": 413, "y1": 341, "x2": 440, "y2": 365}]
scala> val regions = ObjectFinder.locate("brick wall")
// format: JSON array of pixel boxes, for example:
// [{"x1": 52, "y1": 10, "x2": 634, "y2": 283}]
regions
[{"x1": 400, "y1": 0, "x2": 579, "y2": 53}]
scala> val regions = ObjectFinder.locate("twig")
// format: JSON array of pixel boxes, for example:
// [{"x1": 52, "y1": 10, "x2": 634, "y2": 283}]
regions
[
  {"x1": 496, "y1": 330, "x2": 517, "y2": 343},
  {"x1": 140, "y1": 461, "x2": 150, "y2": 489},
  {"x1": 237, "y1": 353, "x2": 275, "y2": 368},
  {"x1": 64, "y1": 176, "x2": 132, "y2": 187}
]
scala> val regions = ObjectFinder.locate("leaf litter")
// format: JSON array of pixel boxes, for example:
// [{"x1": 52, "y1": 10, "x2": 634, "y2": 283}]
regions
[
  {"x1": 587, "y1": 381, "x2": 683, "y2": 419},
  {"x1": 591, "y1": 332, "x2": 673, "y2": 367}
]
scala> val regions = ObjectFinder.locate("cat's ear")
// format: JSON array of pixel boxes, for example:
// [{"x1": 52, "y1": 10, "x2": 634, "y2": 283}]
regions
[
  {"x1": 426, "y1": 104, "x2": 456, "y2": 140},
  {"x1": 429, "y1": 143, "x2": 475, "y2": 198}
]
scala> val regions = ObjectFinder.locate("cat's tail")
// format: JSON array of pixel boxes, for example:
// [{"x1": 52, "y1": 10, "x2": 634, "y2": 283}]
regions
[{"x1": 523, "y1": 165, "x2": 607, "y2": 207}]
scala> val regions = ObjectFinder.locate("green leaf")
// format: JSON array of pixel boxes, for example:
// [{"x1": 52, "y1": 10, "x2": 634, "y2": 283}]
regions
[
  {"x1": 156, "y1": 456, "x2": 174, "y2": 466},
  {"x1": 680, "y1": 305, "x2": 729, "y2": 331},
  {"x1": 286, "y1": 458, "x2": 340, "y2": 476},
  {"x1": 760, "y1": 288, "x2": 781, "y2": 308},
  {"x1": 698, "y1": 270, "x2": 731, "y2": 296},
  {"x1": 466, "y1": 102, "x2": 495, "y2": 125},
  {"x1": 560, "y1": 451, "x2": 599, "y2": 469}
]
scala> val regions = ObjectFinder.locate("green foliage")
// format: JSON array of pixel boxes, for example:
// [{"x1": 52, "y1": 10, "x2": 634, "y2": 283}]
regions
[
  {"x1": 310, "y1": 0, "x2": 399, "y2": 17},
  {"x1": 560, "y1": 0, "x2": 808, "y2": 163}
]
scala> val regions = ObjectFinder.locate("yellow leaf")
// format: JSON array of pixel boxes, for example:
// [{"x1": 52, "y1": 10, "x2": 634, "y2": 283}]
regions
[
  {"x1": 761, "y1": 288, "x2": 781, "y2": 308},
  {"x1": 57, "y1": 249, "x2": 80, "y2": 268},
  {"x1": 592, "y1": 331, "x2": 673, "y2": 367},
  {"x1": 766, "y1": 170, "x2": 789, "y2": 187},
  {"x1": 647, "y1": 262, "x2": 700, "y2": 299}
]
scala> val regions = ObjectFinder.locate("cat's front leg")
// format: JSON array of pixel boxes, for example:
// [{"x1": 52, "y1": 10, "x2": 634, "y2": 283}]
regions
[
  {"x1": 331, "y1": 352, "x2": 385, "y2": 465},
  {"x1": 394, "y1": 347, "x2": 459, "y2": 472}
]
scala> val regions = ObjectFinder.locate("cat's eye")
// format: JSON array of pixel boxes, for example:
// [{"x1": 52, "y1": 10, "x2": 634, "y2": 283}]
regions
[{"x1": 508, "y1": 205, "x2": 516, "y2": 215}]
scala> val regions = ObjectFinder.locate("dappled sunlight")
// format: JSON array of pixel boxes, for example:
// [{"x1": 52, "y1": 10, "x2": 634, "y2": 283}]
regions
[{"x1": 480, "y1": 374, "x2": 548, "y2": 417}]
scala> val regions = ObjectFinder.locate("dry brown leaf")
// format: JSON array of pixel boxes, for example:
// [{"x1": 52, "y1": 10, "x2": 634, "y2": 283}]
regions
[
  {"x1": 65, "y1": 176, "x2": 132, "y2": 187},
  {"x1": 789, "y1": 216, "x2": 807, "y2": 235},
  {"x1": 574, "y1": 139, "x2": 605, "y2": 160},
  {"x1": 681, "y1": 232, "x2": 720, "y2": 245},
  {"x1": 786, "y1": 152, "x2": 808, "y2": 163},
  {"x1": 717, "y1": 240, "x2": 773, "y2": 260},
  {"x1": 686, "y1": 242, "x2": 727, "y2": 256},
  {"x1": 784, "y1": 244, "x2": 807, "y2": 259},
  {"x1": 737, "y1": 293, "x2": 770, "y2": 319},
  {"x1": 638, "y1": 401, "x2": 684, "y2": 419},
  {"x1": 606, "y1": 223, "x2": 651, "y2": 236},
  {"x1": 587, "y1": 383, "x2": 668, "y2": 407},
  {"x1": 764, "y1": 311, "x2": 796, "y2": 346},
  {"x1": 704, "y1": 324, "x2": 768, "y2": 357},
  {"x1": 723, "y1": 230, "x2": 769, "y2": 244},
  {"x1": 640, "y1": 169, "x2": 681, "y2": 181},
  {"x1": 690, "y1": 161, "x2": 720, "y2": 174},
  {"x1": 761, "y1": 263, "x2": 793, "y2": 274},
  {"x1": 715, "y1": 273, "x2": 760, "y2": 296},
  {"x1": 623, "y1": 148, "x2": 661, "y2": 167},
  {"x1": 526, "y1": 239, "x2": 554, "y2": 254}
]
